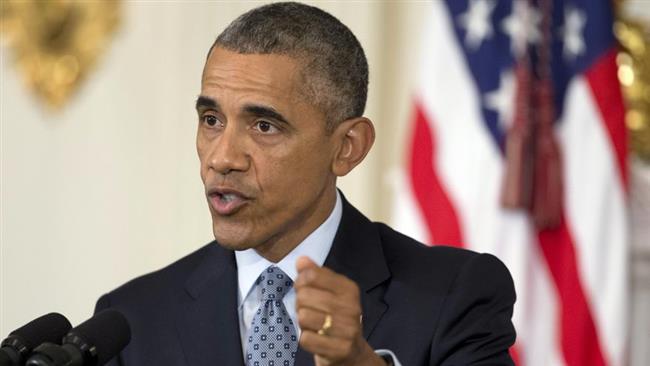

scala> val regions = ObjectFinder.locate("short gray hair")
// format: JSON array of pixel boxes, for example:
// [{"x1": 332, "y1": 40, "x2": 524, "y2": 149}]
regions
[{"x1": 211, "y1": 1, "x2": 369, "y2": 129}]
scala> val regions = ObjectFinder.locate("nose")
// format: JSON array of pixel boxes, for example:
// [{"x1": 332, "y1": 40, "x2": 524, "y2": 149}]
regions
[{"x1": 207, "y1": 125, "x2": 250, "y2": 175}]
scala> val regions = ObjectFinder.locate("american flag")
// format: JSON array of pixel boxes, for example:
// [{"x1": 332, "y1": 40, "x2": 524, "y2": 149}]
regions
[{"x1": 392, "y1": 1, "x2": 628, "y2": 365}]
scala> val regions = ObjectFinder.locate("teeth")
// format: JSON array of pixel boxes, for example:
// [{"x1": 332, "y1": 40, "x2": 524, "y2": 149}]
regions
[{"x1": 220, "y1": 193, "x2": 236, "y2": 203}]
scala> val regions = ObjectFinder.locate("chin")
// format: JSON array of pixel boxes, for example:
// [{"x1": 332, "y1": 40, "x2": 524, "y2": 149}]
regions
[
  {"x1": 212, "y1": 224, "x2": 256, "y2": 251},
  {"x1": 214, "y1": 239, "x2": 253, "y2": 251},
  {"x1": 212, "y1": 231, "x2": 247, "y2": 251}
]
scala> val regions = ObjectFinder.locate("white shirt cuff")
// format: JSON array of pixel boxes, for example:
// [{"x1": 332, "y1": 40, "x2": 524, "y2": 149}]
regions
[{"x1": 375, "y1": 349, "x2": 402, "y2": 366}]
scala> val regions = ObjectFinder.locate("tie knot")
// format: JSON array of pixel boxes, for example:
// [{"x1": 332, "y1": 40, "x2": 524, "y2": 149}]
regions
[{"x1": 255, "y1": 266, "x2": 293, "y2": 300}]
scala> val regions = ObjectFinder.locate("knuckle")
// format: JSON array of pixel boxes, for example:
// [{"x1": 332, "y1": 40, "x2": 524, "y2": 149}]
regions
[
  {"x1": 295, "y1": 288, "x2": 310, "y2": 304},
  {"x1": 295, "y1": 292, "x2": 304, "y2": 307},
  {"x1": 352, "y1": 326, "x2": 362, "y2": 339},
  {"x1": 297, "y1": 308, "x2": 308, "y2": 324},
  {"x1": 298, "y1": 331, "x2": 311, "y2": 347},
  {"x1": 343, "y1": 324, "x2": 358, "y2": 339},
  {"x1": 322, "y1": 298, "x2": 334, "y2": 312},
  {"x1": 349, "y1": 281, "x2": 360, "y2": 297},
  {"x1": 352, "y1": 303, "x2": 362, "y2": 316}
]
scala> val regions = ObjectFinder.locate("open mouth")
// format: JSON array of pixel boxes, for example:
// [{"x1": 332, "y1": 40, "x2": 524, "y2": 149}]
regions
[
  {"x1": 208, "y1": 189, "x2": 250, "y2": 216},
  {"x1": 216, "y1": 193, "x2": 237, "y2": 203}
]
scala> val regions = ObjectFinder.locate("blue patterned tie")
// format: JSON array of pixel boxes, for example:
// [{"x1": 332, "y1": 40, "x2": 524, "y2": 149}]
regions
[{"x1": 245, "y1": 266, "x2": 298, "y2": 366}]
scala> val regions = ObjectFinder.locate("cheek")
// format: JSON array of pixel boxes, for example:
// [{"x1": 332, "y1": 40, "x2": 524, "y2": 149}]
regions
[{"x1": 255, "y1": 140, "x2": 332, "y2": 193}]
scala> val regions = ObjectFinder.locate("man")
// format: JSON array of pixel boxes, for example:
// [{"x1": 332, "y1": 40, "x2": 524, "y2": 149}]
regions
[{"x1": 96, "y1": 2, "x2": 516, "y2": 365}]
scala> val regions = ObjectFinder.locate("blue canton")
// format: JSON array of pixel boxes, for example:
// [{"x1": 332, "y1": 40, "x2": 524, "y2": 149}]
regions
[
  {"x1": 444, "y1": 0, "x2": 616, "y2": 151},
  {"x1": 245, "y1": 266, "x2": 298, "y2": 366}
]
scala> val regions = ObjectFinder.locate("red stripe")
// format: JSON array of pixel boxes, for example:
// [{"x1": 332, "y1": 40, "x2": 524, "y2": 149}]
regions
[
  {"x1": 537, "y1": 216, "x2": 607, "y2": 366},
  {"x1": 509, "y1": 343, "x2": 522, "y2": 366},
  {"x1": 408, "y1": 100, "x2": 524, "y2": 365},
  {"x1": 585, "y1": 48, "x2": 629, "y2": 190},
  {"x1": 407, "y1": 101, "x2": 463, "y2": 247}
]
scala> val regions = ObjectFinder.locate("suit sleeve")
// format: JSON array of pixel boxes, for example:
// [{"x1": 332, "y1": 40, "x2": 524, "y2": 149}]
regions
[
  {"x1": 429, "y1": 253, "x2": 516, "y2": 365},
  {"x1": 94, "y1": 294, "x2": 125, "y2": 366}
]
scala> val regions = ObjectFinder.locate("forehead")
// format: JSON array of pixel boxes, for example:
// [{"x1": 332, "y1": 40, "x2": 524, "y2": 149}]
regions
[{"x1": 201, "y1": 47, "x2": 304, "y2": 105}]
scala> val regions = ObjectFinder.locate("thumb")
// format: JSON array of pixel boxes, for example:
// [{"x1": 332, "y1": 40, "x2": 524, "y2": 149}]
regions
[{"x1": 296, "y1": 255, "x2": 318, "y2": 274}]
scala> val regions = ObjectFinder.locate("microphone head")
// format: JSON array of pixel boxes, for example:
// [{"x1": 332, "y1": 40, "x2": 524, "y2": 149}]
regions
[
  {"x1": 65, "y1": 309, "x2": 130, "y2": 366},
  {"x1": 7, "y1": 313, "x2": 72, "y2": 350}
]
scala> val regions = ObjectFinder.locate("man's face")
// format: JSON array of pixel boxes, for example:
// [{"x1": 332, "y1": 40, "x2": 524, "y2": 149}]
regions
[{"x1": 197, "y1": 47, "x2": 338, "y2": 260}]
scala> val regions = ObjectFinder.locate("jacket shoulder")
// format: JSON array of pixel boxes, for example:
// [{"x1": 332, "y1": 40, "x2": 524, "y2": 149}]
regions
[
  {"x1": 374, "y1": 222, "x2": 510, "y2": 293},
  {"x1": 376, "y1": 222, "x2": 476, "y2": 264},
  {"x1": 97, "y1": 242, "x2": 218, "y2": 309}
]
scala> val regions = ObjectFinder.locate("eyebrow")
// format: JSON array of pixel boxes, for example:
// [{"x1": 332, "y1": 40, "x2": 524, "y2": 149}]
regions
[
  {"x1": 194, "y1": 97, "x2": 291, "y2": 126},
  {"x1": 242, "y1": 104, "x2": 290, "y2": 125},
  {"x1": 195, "y1": 96, "x2": 219, "y2": 112}
]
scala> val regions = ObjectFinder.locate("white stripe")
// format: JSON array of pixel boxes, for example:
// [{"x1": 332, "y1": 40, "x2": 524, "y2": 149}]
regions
[
  {"x1": 558, "y1": 77, "x2": 629, "y2": 366},
  {"x1": 518, "y1": 240, "x2": 566, "y2": 366},
  {"x1": 389, "y1": 167, "x2": 429, "y2": 244}
]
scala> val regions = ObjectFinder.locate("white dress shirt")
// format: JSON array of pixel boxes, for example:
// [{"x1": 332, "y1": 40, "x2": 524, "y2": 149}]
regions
[{"x1": 235, "y1": 191, "x2": 401, "y2": 365}]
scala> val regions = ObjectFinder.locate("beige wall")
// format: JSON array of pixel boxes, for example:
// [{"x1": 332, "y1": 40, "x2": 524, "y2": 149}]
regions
[{"x1": 1, "y1": 1, "x2": 649, "y2": 363}]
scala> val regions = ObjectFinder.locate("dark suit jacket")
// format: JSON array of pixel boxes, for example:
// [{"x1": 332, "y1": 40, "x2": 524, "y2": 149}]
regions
[{"x1": 96, "y1": 197, "x2": 516, "y2": 365}]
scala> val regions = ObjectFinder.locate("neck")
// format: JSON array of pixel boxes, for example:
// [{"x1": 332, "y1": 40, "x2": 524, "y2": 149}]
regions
[{"x1": 254, "y1": 186, "x2": 338, "y2": 263}]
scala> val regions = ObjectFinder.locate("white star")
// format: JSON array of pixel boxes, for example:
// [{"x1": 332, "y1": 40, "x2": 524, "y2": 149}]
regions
[
  {"x1": 501, "y1": 0, "x2": 541, "y2": 56},
  {"x1": 457, "y1": 0, "x2": 497, "y2": 51},
  {"x1": 484, "y1": 71, "x2": 516, "y2": 129},
  {"x1": 560, "y1": 6, "x2": 586, "y2": 60}
]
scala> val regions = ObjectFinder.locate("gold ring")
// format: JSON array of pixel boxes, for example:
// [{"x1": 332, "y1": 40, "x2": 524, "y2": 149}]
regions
[{"x1": 317, "y1": 314, "x2": 333, "y2": 336}]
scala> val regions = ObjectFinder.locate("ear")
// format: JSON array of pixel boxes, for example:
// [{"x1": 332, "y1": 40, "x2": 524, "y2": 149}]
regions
[{"x1": 331, "y1": 117, "x2": 375, "y2": 177}]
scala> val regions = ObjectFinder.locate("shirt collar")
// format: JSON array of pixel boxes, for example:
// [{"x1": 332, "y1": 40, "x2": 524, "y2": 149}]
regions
[{"x1": 235, "y1": 191, "x2": 343, "y2": 302}]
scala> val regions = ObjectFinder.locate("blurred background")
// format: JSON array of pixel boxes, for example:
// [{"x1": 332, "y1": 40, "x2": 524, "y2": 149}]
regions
[{"x1": 1, "y1": 1, "x2": 648, "y2": 365}]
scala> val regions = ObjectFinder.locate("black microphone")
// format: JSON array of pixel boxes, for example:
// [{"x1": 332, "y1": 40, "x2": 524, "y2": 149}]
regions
[
  {"x1": 26, "y1": 309, "x2": 130, "y2": 366},
  {"x1": 0, "y1": 313, "x2": 72, "y2": 366}
]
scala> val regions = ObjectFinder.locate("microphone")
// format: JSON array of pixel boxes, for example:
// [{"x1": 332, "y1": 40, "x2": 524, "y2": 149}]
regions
[
  {"x1": 0, "y1": 313, "x2": 72, "y2": 366},
  {"x1": 26, "y1": 309, "x2": 130, "y2": 366}
]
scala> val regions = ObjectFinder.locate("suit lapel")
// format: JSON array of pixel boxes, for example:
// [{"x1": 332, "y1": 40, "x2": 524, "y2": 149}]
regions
[
  {"x1": 175, "y1": 243, "x2": 245, "y2": 366},
  {"x1": 294, "y1": 194, "x2": 391, "y2": 366}
]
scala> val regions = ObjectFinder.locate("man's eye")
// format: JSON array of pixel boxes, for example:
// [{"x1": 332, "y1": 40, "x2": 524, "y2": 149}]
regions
[
  {"x1": 203, "y1": 115, "x2": 219, "y2": 127},
  {"x1": 255, "y1": 120, "x2": 278, "y2": 134}
]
